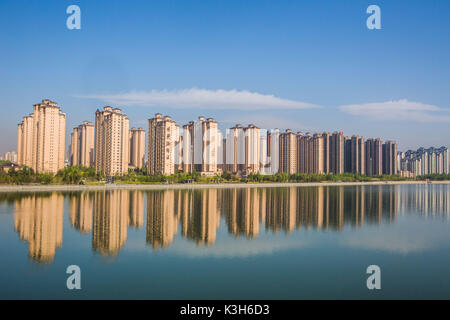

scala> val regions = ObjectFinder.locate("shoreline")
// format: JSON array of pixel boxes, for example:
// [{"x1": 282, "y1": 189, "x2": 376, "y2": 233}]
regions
[{"x1": 0, "y1": 180, "x2": 449, "y2": 193}]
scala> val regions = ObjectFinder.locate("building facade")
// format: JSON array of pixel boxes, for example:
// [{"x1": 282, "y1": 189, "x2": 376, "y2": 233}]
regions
[
  {"x1": 94, "y1": 107, "x2": 130, "y2": 176},
  {"x1": 70, "y1": 121, "x2": 95, "y2": 167},
  {"x1": 279, "y1": 129, "x2": 297, "y2": 174},
  {"x1": 148, "y1": 114, "x2": 180, "y2": 175},
  {"x1": 365, "y1": 138, "x2": 382, "y2": 176},
  {"x1": 129, "y1": 127, "x2": 146, "y2": 169},
  {"x1": 382, "y1": 141, "x2": 398, "y2": 175},
  {"x1": 17, "y1": 99, "x2": 66, "y2": 174},
  {"x1": 183, "y1": 116, "x2": 219, "y2": 175}
]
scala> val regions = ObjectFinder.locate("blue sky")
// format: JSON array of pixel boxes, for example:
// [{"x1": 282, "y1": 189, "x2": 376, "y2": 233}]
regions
[{"x1": 0, "y1": 0, "x2": 449, "y2": 154}]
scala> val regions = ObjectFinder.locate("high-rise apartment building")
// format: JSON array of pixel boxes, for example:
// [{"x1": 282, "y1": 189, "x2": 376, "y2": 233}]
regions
[
  {"x1": 129, "y1": 127, "x2": 146, "y2": 169},
  {"x1": 70, "y1": 121, "x2": 95, "y2": 167},
  {"x1": 183, "y1": 116, "x2": 219, "y2": 174},
  {"x1": 322, "y1": 132, "x2": 331, "y2": 173},
  {"x1": 94, "y1": 106, "x2": 130, "y2": 176},
  {"x1": 400, "y1": 147, "x2": 449, "y2": 176},
  {"x1": 279, "y1": 129, "x2": 297, "y2": 174},
  {"x1": 267, "y1": 129, "x2": 280, "y2": 174},
  {"x1": 244, "y1": 124, "x2": 260, "y2": 175},
  {"x1": 226, "y1": 124, "x2": 245, "y2": 174},
  {"x1": 382, "y1": 141, "x2": 398, "y2": 175},
  {"x1": 349, "y1": 135, "x2": 365, "y2": 175},
  {"x1": 329, "y1": 132, "x2": 345, "y2": 174},
  {"x1": 297, "y1": 133, "x2": 325, "y2": 174},
  {"x1": 17, "y1": 99, "x2": 66, "y2": 174},
  {"x1": 365, "y1": 138, "x2": 382, "y2": 176},
  {"x1": 260, "y1": 133, "x2": 269, "y2": 174},
  {"x1": 148, "y1": 114, "x2": 180, "y2": 175},
  {"x1": 3, "y1": 151, "x2": 18, "y2": 163}
]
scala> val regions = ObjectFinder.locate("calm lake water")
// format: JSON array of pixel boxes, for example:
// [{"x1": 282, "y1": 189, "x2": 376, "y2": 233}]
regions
[{"x1": 0, "y1": 184, "x2": 449, "y2": 299}]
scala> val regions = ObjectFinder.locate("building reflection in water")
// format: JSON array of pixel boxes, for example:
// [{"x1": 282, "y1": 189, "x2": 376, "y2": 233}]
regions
[
  {"x1": 92, "y1": 190, "x2": 129, "y2": 256},
  {"x1": 11, "y1": 184, "x2": 450, "y2": 263},
  {"x1": 14, "y1": 193, "x2": 64, "y2": 263},
  {"x1": 398, "y1": 184, "x2": 450, "y2": 219},
  {"x1": 69, "y1": 192, "x2": 93, "y2": 234},
  {"x1": 146, "y1": 190, "x2": 178, "y2": 249},
  {"x1": 129, "y1": 190, "x2": 144, "y2": 228}
]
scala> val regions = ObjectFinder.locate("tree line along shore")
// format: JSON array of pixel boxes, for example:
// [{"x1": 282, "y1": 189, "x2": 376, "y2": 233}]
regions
[{"x1": 1, "y1": 164, "x2": 450, "y2": 186}]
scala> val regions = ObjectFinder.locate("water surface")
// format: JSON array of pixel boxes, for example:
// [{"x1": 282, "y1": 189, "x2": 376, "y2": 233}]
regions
[{"x1": 0, "y1": 184, "x2": 449, "y2": 299}]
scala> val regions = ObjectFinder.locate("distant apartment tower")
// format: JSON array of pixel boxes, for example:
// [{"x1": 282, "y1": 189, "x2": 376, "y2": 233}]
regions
[
  {"x1": 148, "y1": 114, "x2": 180, "y2": 175},
  {"x1": 297, "y1": 133, "x2": 325, "y2": 174},
  {"x1": 400, "y1": 147, "x2": 448, "y2": 176},
  {"x1": 17, "y1": 99, "x2": 66, "y2": 174},
  {"x1": 70, "y1": 121, "x2": 94, "y2": 167},
  {"x1": 244, "y1": 124, "x2": 260, "y2": 174},
  {"x1": 297, "y1": 132, "x2": 310, "y2": 173},
  {"x1": 329, "y1": 132, "x2": 345, "y2": 174},
  {"x1": 260, "y1": 133, "x2": 269, "y2": 174},
  {"x1": 94, "y1": 107, "x2": 129, "y2": 176},
  {"x1": 129, "y1": 128, "x2": 146, "y2": 169},
  {"x1": 279, "y1": 129, "x2": 297, "y2": 174},
  {"x1": 4, "y1": 151, "x2": 18, "y2": 163},
  {"x1": 349, "y1": 135, "x2": 365, "y2": 175},
  {"x1": 365, "y1": 138, "x2": 382, "y2": 176},
  {"x1": 183, "y1": 116, "x2": 219, "y2": 174},
  {"x1": 382, "y1": 141, "x2": 398, "y2": 175},
  {"x1": 225, "y1": 124, "x2": 245, "y2": 174},
  {"x1": 267, "y1": 129, "x2": 281, "y2": 174}
]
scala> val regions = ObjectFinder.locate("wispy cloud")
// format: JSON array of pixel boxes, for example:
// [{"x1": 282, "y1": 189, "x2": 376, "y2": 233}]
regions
[
  {"x1": 77, "y1": 88, "x2": 320, "y2": 110},
  {"x1": 340, "y1": 222, "x2": 450, "y2": 255},
  {"x1": 339, "y1": 99, "x2": 450, "y2": 122}
]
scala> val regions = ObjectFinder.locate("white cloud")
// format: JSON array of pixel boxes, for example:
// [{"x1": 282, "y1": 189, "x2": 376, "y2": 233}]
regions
[
  {"x1": 340, "y1": 222, "x2": 450, "y2": 254},
  {"x1": 168, "y1": 237, "x2": 308, "y2": 258},
  {"x1": 339, "y1": 99, "x2": 450, "y2": 122},
  {"x1": 78, "y1": 88, "x2": 320, "y2": 110}
]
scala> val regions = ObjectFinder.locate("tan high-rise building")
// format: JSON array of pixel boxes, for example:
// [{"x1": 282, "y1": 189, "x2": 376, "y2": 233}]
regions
[
  {"x1": 350, "y1": 135, "x2": 365, "y2": 175},
  {"x1": 17, "y1": 99, "x2": 66, "y2": 174},
  {"x1": 329, "y1": 132, "x2": 345, "y2": 174},
  {"x1": 365, "y1": 138, "x2": 382, "y2": 176},
  {"x1": 267, "y1": 129, "x2": 281, "y2": 174},
  {"x1": 225, "y1": 124, "x2": 245, "y2": 174},
  {"x1": 182, "y1": 116, "x2": 219, "y2": 174},
  {"x1": 297, "y1": 132, "x2": 312, "y2": 173},
  {"x1": 148, "y1": 114, "x2": 180, "y2": 175},
  {"x1": 94, "y1": 106, "x2": 130, "y2": 176},
  {"x1": 244, "y1": 125, "x2": 260, "y2": 175},
  {"x1": 297, "y1": 133, "x2": 325, "y2": 174},
  {"x1": 129, "y1": 127, "x2": 146, "y2": 169},
  {"x1": 322, "y1": 132, "x2": 332, "y2": 173},
  {"x1": 70, "y1": 121, "x2": 94, "y2": 167},
  {"x1": 279, "y1": 129, "x2": 297, "y2": 174},
  {"x1": 383, "y1": 141, "x2": 398, "y2": 175}
]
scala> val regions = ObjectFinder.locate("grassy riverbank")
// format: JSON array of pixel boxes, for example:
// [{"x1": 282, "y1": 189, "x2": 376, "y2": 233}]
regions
[{"x1": 1, "y1": 165, "x2": 449, "y2": 189}]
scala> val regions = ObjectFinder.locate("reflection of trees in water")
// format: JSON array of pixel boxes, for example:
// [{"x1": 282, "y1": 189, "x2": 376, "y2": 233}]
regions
[{"x1": 10, "y1": 185, "x2": 450, "y2": 261}]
